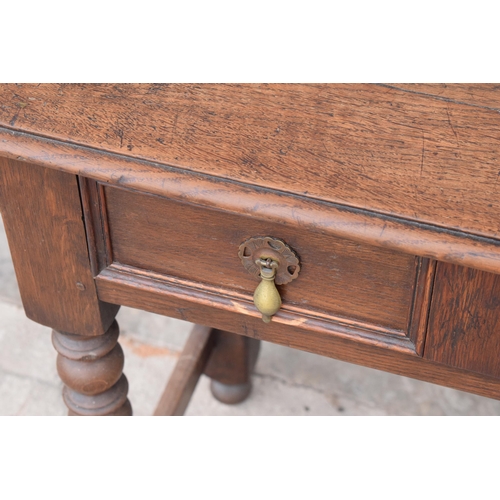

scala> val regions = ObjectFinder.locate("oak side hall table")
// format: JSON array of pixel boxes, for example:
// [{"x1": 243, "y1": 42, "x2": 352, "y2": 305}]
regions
[{"x1": 1, "y1": 84, "x2": 500, "y2": 416}]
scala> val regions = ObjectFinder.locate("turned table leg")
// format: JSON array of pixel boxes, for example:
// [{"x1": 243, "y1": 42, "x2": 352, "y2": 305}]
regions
[
  {"x1": 0, "y1": 160, "x2": 123, "y2": 416},
  {"x1": 203, "y1": 329, "x2": 261, "y2": 404},
  {"x1": 52, "y1": 320, "x2": 132, "y2": 416}
]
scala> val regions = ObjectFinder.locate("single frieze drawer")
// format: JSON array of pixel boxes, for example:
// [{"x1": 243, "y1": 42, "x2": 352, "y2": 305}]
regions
[{"x1": 97, "y1": 184, "x2": 434, "y2": 355}]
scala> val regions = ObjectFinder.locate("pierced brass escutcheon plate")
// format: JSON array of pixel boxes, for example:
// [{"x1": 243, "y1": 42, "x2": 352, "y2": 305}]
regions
[{"x1": 238, "y1": 237, "x2": 300, "y2": 323}]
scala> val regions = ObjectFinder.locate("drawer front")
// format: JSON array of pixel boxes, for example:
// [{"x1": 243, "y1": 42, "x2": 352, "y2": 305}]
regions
[{"x1": 91, "y1": 184, "x2": 433, "y2": 354}]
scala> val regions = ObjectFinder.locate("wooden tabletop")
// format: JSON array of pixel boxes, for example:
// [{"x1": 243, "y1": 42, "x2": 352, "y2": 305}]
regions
[{"x1": 1, "y1": 84, "x2": 500, "y2": 273}]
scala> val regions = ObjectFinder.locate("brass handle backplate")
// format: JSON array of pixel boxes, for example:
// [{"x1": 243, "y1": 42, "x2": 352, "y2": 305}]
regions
[{"x1": 238, "y1": 236, "x2": 300, "y2": 323}]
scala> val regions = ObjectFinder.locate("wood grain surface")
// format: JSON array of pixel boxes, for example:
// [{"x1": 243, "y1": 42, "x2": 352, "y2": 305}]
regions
[
  {"x1": 1, "y1": 84, "x2": 500, "y2": 240},
  {"x1": 79, "y1": 177, "x2": 112, "y2": 275},
  {"x1": 385, "y1": 84, "x2": 500, "y2": 109},
  {"x1": 425, "y1": 262, "x2": 500, "y2": 379},
  {"x1": 407, "y1": 257, "x2": 436, "y2": 355},
  {"x1": 0, "y1": 159, "x2": 119, "y2": 335},
  {"x1": 103, "y1": 184, "x2": 418, "y2": 332}
]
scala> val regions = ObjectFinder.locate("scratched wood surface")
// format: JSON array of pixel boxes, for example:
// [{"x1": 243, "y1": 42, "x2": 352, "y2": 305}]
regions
[
  {"x1": 385, "y1": 84, "x2": 500, "y2": 109},
  {"x1": 1, "y1": 84, "x2": 500, "y2": 240},
  {"x1": 425, "y1": 262, "x2": 500, "y2": 379}
]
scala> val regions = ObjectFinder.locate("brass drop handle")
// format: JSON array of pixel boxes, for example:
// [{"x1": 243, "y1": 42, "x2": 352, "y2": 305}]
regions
[
  {"x1": 253, "y1": 258, "x2": 282, "y2": 323},
  {"x1": 238, "y1": 236, "x2": 300, "y2": 324}
]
